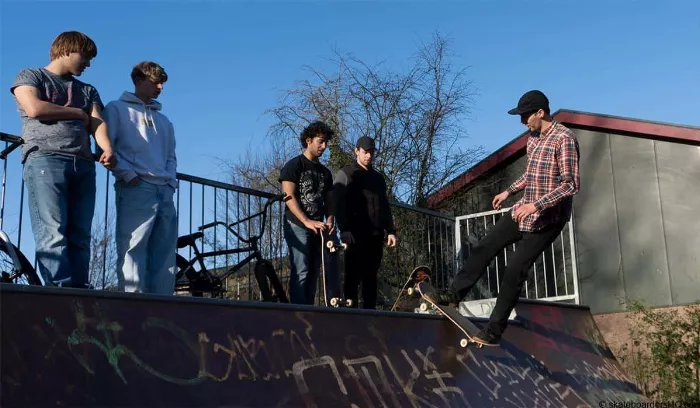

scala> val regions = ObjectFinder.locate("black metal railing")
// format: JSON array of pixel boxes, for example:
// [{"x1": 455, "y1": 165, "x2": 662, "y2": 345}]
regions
[{"x1": 0, "y1": 132, "x2": 457, "y2": 308}]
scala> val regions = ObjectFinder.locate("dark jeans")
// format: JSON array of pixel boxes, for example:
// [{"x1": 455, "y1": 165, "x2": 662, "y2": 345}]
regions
[
  {"x1": 283, "y1": 218, "x2": 341, "y2": 305},
  {"x1": 344, "y1": 233, "x2": 384, "y2": 309},
  {"x1": 23, "y1": 153, "x2": 96, "y2": 288},
  {"x1": 451, "y1": 214, "x2": 565, "y2": 338}
]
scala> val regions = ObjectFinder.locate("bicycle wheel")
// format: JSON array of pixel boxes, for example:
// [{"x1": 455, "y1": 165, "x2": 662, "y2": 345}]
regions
[{"x1": 0, "y1": 240, "x2": 41, "y2": 285}]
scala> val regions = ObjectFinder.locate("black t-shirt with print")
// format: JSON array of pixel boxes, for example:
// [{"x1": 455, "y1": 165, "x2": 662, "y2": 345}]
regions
[{"x1": 278, "y1": 154, "x2": 333, "y2": 227}]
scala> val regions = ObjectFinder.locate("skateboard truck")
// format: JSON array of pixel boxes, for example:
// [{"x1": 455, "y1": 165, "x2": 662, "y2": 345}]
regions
[
  {"x1": 391, "y1": 265, "x2": 432, "y2": 312},
  {"x1": 329, "y1": 297, "x2": 353, "y2": 307},
  {"x1": 415, "y1": 280, "x2": 497, "y2": 349},
  {"x1": 326, "y1": 241, "x2": 347, "y2": 253}
]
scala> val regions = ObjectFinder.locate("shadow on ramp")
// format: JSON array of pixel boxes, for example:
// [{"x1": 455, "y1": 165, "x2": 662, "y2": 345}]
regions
[{"x1": 0, "y1": 283, "x2": 647, "y2": 407}]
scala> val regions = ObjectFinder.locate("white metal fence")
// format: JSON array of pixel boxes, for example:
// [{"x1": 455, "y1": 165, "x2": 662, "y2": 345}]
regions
[{"x1": 454, "y1": 207, "x2": 579, "y2": 309}]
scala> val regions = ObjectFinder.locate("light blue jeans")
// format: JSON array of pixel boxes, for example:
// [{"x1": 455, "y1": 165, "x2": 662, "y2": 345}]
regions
[
  {"x1": 23, "y1": 153, "x2": 96, "y2": 288},
  {"x1": 115, "y1": 180, "x2": 177, "y2": 294},
  {"x1": 283, "y1": 217, "x2": 340, "y2": 305}
]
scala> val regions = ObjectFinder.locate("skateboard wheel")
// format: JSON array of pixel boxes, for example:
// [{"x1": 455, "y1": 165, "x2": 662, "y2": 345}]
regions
[
  {"x1": 407, "y1": 288, "x2": 414, "y2": 296},
  {"x1": 330, "y1": 298, "x2": 338, "y2": 306},
  {"x1": 340, "y1": 243, "x2": 347, "y2": 250},
  {"x1": 326, "y1": 241, "x2": 334, "y2": 248},
  {"x1": 459, "y1": 338, "x2": 469, "y2": 348},
  {"x1": 419, "y1": 302, "x2": 428, "y2": 312},
  {"x1": 346, "y1": 299, "x2": 353, "y2": 307}
]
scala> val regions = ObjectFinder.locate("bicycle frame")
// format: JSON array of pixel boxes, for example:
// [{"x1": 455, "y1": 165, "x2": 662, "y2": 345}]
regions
[{"x1": 176, "y1": 192, "x2": 287, "y2": 294}]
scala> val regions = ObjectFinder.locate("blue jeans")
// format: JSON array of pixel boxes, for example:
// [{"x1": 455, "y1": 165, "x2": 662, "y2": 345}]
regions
[
  {"x1": 283, "y1": 217, "x2": 340, "y2": 305},
  {"x1": 23, "y1": 153, "x2": 96, "y2": 288},
  {"x1": 115, "y1": 180, "x2": 177, "y2": 295}
]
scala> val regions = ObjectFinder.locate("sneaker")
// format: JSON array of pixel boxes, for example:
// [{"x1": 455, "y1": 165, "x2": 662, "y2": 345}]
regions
[
  {"x1": 437, "y1": 292, "x2": 459, "y2": 307},
  {"x1": 473, "y1": 328, "x2": 501, "y2": 345}
]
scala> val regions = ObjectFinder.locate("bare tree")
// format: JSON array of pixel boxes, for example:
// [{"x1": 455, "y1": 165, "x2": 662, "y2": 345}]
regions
[
  {"x1": 260, "y1": 31, "x2": 484, "y2": 206},
  {"x1": 89, "y1": 209, "x2": 119, "y2": 290},
  {"x1": 216, "y1": 31, "x2": 486, "y2": 302}
]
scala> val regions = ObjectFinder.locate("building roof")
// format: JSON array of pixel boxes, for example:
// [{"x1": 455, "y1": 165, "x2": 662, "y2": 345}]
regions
[{"x1": 427, "y1": 109, "x2": 700, "y2": 208}]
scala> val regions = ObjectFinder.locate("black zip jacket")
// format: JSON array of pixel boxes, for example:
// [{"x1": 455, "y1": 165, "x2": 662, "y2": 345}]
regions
[{"x1": 333, "y1": 162, "x2": 396, "y2": 237}]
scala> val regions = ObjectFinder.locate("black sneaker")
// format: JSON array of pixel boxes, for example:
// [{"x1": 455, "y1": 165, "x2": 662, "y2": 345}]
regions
[
  {"x1": 473, "y1": 328, "x2": 501, "y2": 345},
  {"x1": 437, "y1": 292, "x2": 459, "y2": 307}
]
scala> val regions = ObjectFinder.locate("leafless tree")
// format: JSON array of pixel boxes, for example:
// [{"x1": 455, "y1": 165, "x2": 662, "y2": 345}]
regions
[
  {"x1": 88, "y1": 209, "x2": 119, "y2": 290},
  {"x1": 260, "y1": 31, "x2": 484, "y2": 205},
  {"x1": 217, "y1": 31, "x2": 486, "y2": 301}
]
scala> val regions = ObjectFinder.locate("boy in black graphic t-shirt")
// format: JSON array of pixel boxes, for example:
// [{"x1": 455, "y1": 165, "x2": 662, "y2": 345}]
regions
[{"x1": 279, "y1": 121, "x2": 337, "y2": 305}]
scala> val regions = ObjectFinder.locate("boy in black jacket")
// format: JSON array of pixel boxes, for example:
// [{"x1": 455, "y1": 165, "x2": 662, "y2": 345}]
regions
[{"x1": 333, "y1": 136, "x2": 397, "y2": 309}]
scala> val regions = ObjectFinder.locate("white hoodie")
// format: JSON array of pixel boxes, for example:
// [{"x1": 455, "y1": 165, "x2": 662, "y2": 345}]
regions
[{"x1": 103, "y1": 91, "x2": 177, "y2": 188}]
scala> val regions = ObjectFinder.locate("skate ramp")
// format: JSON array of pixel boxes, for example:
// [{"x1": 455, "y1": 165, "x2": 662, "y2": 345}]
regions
[{"x1": 0, "y1": 283, "x2": 646, "y2": 407}]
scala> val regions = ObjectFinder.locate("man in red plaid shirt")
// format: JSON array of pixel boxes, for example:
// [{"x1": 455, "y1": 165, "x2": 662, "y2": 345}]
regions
[{"x1": 448, "y1": 90, "x2": 580, "y2": 345}]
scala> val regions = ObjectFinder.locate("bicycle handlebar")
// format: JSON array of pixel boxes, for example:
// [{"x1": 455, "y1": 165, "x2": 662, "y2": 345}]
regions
[
  {"x1": 198, "y1": 221, "x2": 224, "y2": 231},
  {"x1": 195, "y1": 192, "x2": 288, "y2": 242},
  {"x1": 0, "y1": 133, "x2": 25, "y2": 161}
]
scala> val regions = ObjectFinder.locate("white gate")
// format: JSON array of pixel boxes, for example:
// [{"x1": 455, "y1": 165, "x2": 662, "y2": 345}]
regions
[{"x1": 454, "y1": 207, "x2": 579, "y2": 317}]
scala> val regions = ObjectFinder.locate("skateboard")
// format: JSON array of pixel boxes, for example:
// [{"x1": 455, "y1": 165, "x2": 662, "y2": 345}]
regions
[
  {"x1": 320, "y1": 231, "x2": 352, "y2": 308},
  {"x1": 390, "y1": 265, "x2": 432, "y2": 311},
  {"x1": 415, "y1": 281, "x2": 497, "y2": 349}
]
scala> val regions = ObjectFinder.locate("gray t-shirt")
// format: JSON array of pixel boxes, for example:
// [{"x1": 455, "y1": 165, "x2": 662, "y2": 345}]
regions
[{"x1": 10, "y1": 67, "x2": 102, "y2": 162}]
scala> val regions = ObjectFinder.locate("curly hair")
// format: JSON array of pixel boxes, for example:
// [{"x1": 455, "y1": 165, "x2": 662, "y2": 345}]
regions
[{"x1": 299, "y1": 121, "x2": 335, "y2": 148}]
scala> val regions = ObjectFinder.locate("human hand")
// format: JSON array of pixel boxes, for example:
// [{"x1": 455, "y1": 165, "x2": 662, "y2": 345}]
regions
[
  {"x1": 303, "y1": 219, "x2": 327, "y2": 234},
  {"x1": 99, "y1": 150, "x2": 116, "y2": 169},
  {"x1": 492, "y1": 191, "x2": 510, "y2": 210},
  {"x1": 513, "y1": 203, "x2": 537, "y2": 222}
]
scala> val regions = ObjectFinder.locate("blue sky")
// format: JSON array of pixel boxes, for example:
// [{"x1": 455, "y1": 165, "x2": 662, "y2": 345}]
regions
[{"x1": 1, "y1": 0, "x2": 699, "y2": 270}]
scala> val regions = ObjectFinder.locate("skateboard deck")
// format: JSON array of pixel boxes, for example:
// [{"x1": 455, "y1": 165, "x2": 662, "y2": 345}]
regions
[
  {"x1": 320, "y1": 232, "x2": 352, "y2": 307},
  {"x1": 391, "y1": 265, "x2": 432, "y2": 311},
  {"x1": 416, "y1": 281, "x2": 497, "y2": 348}
]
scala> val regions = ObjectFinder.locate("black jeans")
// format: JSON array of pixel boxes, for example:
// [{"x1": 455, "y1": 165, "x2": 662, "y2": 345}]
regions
[
  {"x1": 451, "y1": 214, "x2": 565, "y2": 338},
  {"x1": 344, "y1": 234, "x2": 384, "y2": 309}
]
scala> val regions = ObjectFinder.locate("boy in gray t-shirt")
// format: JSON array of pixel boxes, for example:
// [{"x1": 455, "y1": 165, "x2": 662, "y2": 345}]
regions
[{"x1": 10, "y1": 31, "x2": 116, "y2": 288}]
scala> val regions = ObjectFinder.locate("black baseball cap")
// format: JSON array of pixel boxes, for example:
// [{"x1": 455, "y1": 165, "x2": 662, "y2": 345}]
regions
[
  {"x1": 356, "y1": 136, "x2": 376, "y2": 151},
  {"x1": 507, "y1": 90, "x2": 549, "y2": 115}
]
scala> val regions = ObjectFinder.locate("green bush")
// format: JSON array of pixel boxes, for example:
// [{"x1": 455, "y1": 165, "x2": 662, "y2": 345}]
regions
[{"x1": 617, "y1": 299, "x2": 700, "y2": 404}]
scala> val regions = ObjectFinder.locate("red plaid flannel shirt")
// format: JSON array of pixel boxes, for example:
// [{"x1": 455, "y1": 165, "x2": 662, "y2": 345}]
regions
[{"x1": 507, "y1": 121, "x2": 580, "y2": 232}]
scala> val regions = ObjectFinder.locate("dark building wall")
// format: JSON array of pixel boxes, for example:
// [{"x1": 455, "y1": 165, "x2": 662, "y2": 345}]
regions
[
  {"x1": 433, "y1": 154, "x2": 527, "y2": 216},
  {"x1": 432, "y1": 126, "x2": 700, "y2": 314}
]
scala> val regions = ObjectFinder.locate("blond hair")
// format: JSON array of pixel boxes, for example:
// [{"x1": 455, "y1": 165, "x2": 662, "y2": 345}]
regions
[
  {"x1": 131, "y1": 61, "x2": 168, "y2": 85},
  {"x1": 49, "y1": 31, "x2": 97, "y2": 61}
]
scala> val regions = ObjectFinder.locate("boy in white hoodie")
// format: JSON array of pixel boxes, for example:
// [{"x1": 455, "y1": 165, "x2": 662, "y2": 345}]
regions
[{"x1": 103, "y1": 61, "x2": 177, "y2": 295}]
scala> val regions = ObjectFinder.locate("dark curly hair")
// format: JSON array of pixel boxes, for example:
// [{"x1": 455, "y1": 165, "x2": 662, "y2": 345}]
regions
[{"x1": 299, "y1": 121, "x2": 335, "y2": 148}]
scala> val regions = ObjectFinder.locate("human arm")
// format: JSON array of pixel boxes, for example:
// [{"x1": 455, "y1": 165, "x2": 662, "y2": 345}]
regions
[
  {"x1": 12, "y1": 85, "x2": 89, "y2": 124},
  {"x1": 379, "y1": 176, "x2": 397, "y2": 247},
  {"x1": 89, "y1": 103, "x2": 116, "y2": 169},
  {"x1": 494, "y1": 139, "x2": 532, "y2": 209},
  {"x1": 533, "y1": 136, "x2": 580, "y2": 211},
  {"x1": 101, "y1": 103, "x2": 140, "y2": 182},
  {"x1": 506, "y1": 173, "x2": 527, "y2": 195},
  {"x1": 165, "y1": 121, "x2": 177, "y2": 187},
  {"x1": 281, "y1": 180, "x2": 326, "y2": 234},
  {"x1": 504, "y1": 139, "x2": 534, "y2": 196}
]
